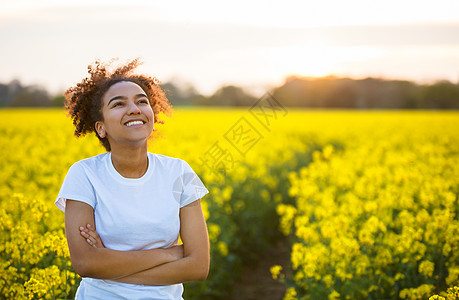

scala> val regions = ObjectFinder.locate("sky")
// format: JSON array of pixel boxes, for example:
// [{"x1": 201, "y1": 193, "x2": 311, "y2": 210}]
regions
[{"x1": 1, "y1": 0, "x2": 459, "y2": 96}]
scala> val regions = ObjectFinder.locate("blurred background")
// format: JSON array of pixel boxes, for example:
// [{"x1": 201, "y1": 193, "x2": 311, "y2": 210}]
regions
[
  {"x1": 1, "y1": 1, "x2": 459, "y2": 300},
  {"x1": 1, "y1": 0, "x2": 459, "y2": 109}
]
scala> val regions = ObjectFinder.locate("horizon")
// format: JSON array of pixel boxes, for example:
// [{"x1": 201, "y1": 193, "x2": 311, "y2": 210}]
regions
[{"x1": 2, "y1": 73, "x2": 456, "y2": 98}]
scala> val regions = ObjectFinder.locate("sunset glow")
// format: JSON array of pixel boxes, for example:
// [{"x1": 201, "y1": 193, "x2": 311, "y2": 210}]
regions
[{"x1": 1, "y1": 0, "x2": 458, "y2": 95}]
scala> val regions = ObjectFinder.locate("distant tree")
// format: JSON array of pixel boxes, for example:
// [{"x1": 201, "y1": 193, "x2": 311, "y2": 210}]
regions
[
  {"x1": 319, "y1": 78, "x2": 358, "y2": 108},
  {"x1": 391, "y1": 80, "x2": 420, "y2": 109},
  {"x1": 273, "y1": 76, "x2": 437, "y2": 109},
  {"x1": 273, "y1": 76, "x2": 361, "y2": 108},
  {"x1": 0, "y1": 80, "x2": 23, "y2": 107},
  {"x1": 161, "y1": 82, "x2": 184, "y2": 105},
  {"x1": 272, "y1": 77, "x2": 311, "y2": 107},
  {"x1": 0, "y1": 84, "x2": 7, "y2": 107},
  {"x1": 51, "y1": 94, "x2": 66, "y2": 107},
  {"x1": 10, "y1": 86, "x2": 50, "y2": 107},
  {"x1": 209, "y1": 85, "x2": 257, "y2": 106},
  {"x1": 420, "y1": 81, "x2": 459, "y2": 109},
  {"x1": 1, "y1": 76, "x2": 458, "y2": 109},
  {"x1": 193, "y1": 94, "x2": 211, "y2": 106},
  {"x1": 161, "y1": 81, "x2": 201, "y2": 106},
  {"x1": 356, "y1": 77, "x2": 387, "y2": 108}
]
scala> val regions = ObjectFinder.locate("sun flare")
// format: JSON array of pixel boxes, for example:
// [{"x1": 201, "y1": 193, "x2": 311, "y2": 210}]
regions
[{"x1": 268, "y1": 43, "x2": 385, "y2": 79}]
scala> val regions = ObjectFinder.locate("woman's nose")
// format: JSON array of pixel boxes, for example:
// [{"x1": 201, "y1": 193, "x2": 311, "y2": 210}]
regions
[{"x1": 127, "y1": 101, "x2": 141, "y2": 114}]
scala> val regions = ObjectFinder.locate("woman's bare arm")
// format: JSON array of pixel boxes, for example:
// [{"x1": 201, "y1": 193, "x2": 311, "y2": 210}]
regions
[
  {"x1": 111, "y1": 199, "x2": 210, "y2": 285},
  {"x1": 65, "y1": 199, "x2": 183, "y2": 279}
]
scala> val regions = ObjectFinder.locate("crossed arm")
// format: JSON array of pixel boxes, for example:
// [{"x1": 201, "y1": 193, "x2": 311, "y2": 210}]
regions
[{"x1": 64, "y1": 199, "x2": 209, "y2": 285}]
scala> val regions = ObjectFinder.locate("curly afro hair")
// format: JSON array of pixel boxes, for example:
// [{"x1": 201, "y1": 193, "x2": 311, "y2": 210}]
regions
[{"x1": 64, "y1": 58, "x2": 173, "y2": 152}]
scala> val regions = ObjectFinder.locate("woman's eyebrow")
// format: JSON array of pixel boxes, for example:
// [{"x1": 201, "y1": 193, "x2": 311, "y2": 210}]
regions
[
  {"x1": 108, "y1": 94, "x2": 148, "y2": 106},
  {"x1": 135, "y1": 93, "x2": 148, "y2": 99},
  {"x1": 108, "y1": 96, "x2": 126, "y2": 106}
]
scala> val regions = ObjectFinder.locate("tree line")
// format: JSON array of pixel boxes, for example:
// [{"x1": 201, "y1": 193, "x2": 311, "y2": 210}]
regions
[
  {"x1": 1, "y1": 76, "x2": 458, "y2": 109},
  {"x1": 272, "y1": 76, "x2": 459, "y2": 109}
]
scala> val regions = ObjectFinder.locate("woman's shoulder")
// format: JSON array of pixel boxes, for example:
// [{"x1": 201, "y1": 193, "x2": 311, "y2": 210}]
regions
[
  {"x1": 148, "y1": 152, "x2": 188, "y2": 169},
  {"x1": 71, "y1": 153, "x2": 109, "y2": 171}
]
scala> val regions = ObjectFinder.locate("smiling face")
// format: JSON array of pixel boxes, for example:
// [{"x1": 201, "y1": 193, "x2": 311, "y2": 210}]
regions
[{"x1": 95, "y1": 81, "x2": 155, "y2": 150}]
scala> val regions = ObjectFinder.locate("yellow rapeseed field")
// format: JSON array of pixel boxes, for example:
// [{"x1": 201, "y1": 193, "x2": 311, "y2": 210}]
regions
[{"x1": 0, "y1": 107, "x2": 457, "y2": 299}]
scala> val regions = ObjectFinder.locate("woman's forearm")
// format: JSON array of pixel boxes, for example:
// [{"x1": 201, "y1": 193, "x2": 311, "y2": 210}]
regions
[
  {"x1": 111, "y1": 253, "x2": 209, "y2": 286},
  {"x1": 75, "y1": 245, "x2": 182, "y2": 279}
]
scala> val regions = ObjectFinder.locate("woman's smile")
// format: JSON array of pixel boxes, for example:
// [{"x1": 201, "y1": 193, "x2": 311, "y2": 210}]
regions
[{"x1": 125, "y1": 120, "x2": 145, "y2": 127}]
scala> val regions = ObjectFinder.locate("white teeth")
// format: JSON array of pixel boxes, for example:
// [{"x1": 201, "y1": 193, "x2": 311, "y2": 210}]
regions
[{"x1": 126, "y1": 120, "x2": 144, "y2": 127}]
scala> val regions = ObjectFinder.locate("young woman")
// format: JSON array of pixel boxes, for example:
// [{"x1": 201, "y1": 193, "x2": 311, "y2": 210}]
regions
[{"x1": 55, "y1": 59, "x2": 210, "y2": 299}]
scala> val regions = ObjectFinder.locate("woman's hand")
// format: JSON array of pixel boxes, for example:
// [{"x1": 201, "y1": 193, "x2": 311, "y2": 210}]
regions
[
  {"x1": 80, "y1": 224, "x2": 105, "y2": 248},
  {"x1": 79, "y1": 223, "x2": 184, "y2": 260}
]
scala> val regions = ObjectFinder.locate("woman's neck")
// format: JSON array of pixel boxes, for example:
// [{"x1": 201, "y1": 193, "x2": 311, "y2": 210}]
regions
[{"x1": 110, "y1": 143, "x2": 149, "y2": 179}]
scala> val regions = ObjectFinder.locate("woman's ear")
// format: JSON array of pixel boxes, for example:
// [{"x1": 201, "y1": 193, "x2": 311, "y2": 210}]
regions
[{"x1": 95, "y1": 121, "x2": 106, "y2": 138}]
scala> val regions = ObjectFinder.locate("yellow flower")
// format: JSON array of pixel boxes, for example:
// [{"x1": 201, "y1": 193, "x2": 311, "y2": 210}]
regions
[
  {"x1": 446, "y1": 267, "x2": 459, "y2": 286},
  {"x1": 328, "y1": 290, "x2": 340, "y2": 300},
  {"x1": 283, "y1": 287, "x2": 297, "y2": 300},
  {"x1": 270, "y1": 265, "x2": 283, "y2": 280},
  {"x1": 207, "y1": 223, "x2": 221, "y2": 241},
  {"x1": 217, "y1": 241, "x2": 228, "y2": 257},
  {"x1": 446, "y1": 286, "x2": 459, "y2": 300},
  {"x1": 419, "y1": 260, "x2": 435, "y2": 277},
  {"x1": 429, "y1": 296, "x2": 445, "y2": 300},
  {"x1": 323, "y1": 274, "x2": 334, "y2": 288}
]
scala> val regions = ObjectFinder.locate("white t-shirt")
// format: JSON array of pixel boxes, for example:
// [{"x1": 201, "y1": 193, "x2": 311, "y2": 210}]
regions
[{"x1": 55, "y1": 152, "x2": 209, "y2": 300}]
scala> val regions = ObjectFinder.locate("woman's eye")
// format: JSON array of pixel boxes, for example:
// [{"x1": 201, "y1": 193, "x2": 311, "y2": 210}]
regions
[
  {"x1": 139, "y1": 99, "x2": 149, "y2": 104},
  {"x1": 112, "y1": 102, "x2": 122, "y2": 108}
]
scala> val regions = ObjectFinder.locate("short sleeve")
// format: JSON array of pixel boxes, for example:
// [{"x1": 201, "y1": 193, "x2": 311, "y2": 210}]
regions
[
  {"x1": 179, "y1": 160, "x2": 209, "y2": 208},
  {"x1": 55, "y1": 162, "x2": 97, "y2": 212}
]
